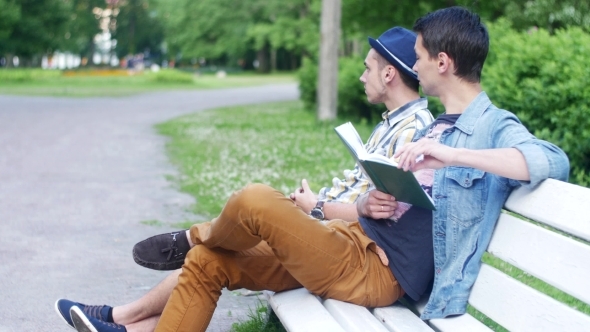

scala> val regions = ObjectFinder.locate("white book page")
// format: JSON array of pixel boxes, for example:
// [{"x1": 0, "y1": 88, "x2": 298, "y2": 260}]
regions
[{"x1": 334, "y1": 122, "x2": 368, "y2": 159}]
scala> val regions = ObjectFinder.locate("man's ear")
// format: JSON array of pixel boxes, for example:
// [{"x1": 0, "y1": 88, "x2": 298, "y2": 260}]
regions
[
  {"x1": 438, "y1": 52, "x2": 452, "y2": 74},
  {"x1": 382, "y1": 65, "x2": 396, "y2": 83}
]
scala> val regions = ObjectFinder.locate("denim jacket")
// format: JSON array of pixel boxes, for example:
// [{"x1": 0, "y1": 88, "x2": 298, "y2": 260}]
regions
[{"x1": 418, "y1": 92, "x2": 569, "y2": 320}]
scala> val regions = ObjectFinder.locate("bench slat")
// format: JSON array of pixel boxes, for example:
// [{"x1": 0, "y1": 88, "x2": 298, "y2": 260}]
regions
[
  {"x1": 412, "y1": 298, "x2": 493, "y2": 332},
  {"x1": 372, "y1": 303, "x2": 434, "y2": 332},
  {"x1": 505, "y1": 179, "x2": 590, "y2": 241},
  {"x1": 489, "y1": 213, "x2": 590, "y2": 304},
  {"x1": 470, "y1": 264, "x2": 590, "y2": 332},
  {"x1": 323, "y1": 299, "x2": 389, "y2": 332},
  {"x1": 267, "y1": 288, "x2": 346, "y2": 332}
]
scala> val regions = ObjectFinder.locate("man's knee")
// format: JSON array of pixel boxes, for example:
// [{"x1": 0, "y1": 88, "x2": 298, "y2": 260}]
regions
[
  {"x1": 183, "y1": 245, "x2": 228, "y2": 287},
  {"x1": 231, "y1": 183, "x2": 280, "y2": 209}
]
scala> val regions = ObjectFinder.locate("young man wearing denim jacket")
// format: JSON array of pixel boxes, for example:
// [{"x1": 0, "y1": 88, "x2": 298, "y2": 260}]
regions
[{"x1": 388, "y1": 7, "x2": 570, "y2": 319}]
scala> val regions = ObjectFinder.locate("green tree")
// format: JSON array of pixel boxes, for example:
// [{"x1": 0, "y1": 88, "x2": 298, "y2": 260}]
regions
[
  {"x1": 157, "y1": 0, "x2": 252, "y2": 65},
  {"x1": 114, "y1": 0, "x2": 164, "y2": 59},
  {"x1": 0, "y1": 0, "x2": 20, "y2": 49},
  {"x1": 247, "y1": 0, "x2": 321, "y2": 70},
  {"x1": 503, "y1": 0, "x2": 590, "y2": 32},
  {"x1": 154, "y1": 0, "x2": 319, "y2": 70},
  {"x1": 1, "y1": 0, "x2": 71, "y2": 65},
  {"x1": 59, "y1": 0, "x2": 104, "y2": 59},
  {"x1": 341, "y1": 0, "x2": 509, "y2": 52}
]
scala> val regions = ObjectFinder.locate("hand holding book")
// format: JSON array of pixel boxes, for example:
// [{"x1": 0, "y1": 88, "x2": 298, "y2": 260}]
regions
[{"x1": 335, "y1": 122, "x2": 435, "y2": 210}]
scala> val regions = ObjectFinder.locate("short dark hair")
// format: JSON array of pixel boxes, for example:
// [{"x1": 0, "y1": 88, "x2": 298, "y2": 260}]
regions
[
  {"x1": 374, "y1": 51, "x2": 420, "y2": 92},
  {"x1": 413, "y1": 6, "x2": 489, "y2": 83}
]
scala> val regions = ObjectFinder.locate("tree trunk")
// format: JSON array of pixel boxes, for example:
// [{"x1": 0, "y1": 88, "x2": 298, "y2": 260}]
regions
[
  {"x1": 6, "y1": 53, "x2": 14, "y2": 68},
  {"x1": 270, "y1": 48, "x2": 277, "y2": 72},
  {"x1": 317, "y1": 0, "x2": 341, "y2": 121},
  {"x1": 256, "y1": 45, "x2": 270, "y2": 73}
]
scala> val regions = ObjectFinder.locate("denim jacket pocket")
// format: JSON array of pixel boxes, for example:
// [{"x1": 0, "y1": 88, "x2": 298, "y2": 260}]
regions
[{"x1": 445, "y1": 167, "x2": 488, "y2": 227}]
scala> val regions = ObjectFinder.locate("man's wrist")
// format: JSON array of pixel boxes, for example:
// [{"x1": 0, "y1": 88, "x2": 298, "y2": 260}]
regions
[
  {"x1": 308, "y1": 199, "x2": 318, "y2": 214},
  {"x1": 310, "y1": 200, "x2": 325, "y2": 220},
  {"x1": 356, "y1": 193, "x2": 369, "y2": 217}
]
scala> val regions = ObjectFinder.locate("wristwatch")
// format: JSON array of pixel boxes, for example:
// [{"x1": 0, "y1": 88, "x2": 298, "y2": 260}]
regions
[{"x1": 310, "y1": 201, "x2": 325, "y2": 220}]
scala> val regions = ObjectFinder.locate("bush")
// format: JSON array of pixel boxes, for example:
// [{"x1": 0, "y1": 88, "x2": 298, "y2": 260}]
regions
[
  {"x1": 337, "y1": 57, "x2": 383, "y2": 122},
  {"x1": 297, "y1": 57, "x2": 317, "y2": 112},
  {"x1": 483, "y1": 20, "x2": 590, "y2": 186},
  {"x1": 0, "y1": 69, "x2": 61, "y2": 82},
  {"x1": 148, "y1": 69, "x2": 194, "y2": 84}
]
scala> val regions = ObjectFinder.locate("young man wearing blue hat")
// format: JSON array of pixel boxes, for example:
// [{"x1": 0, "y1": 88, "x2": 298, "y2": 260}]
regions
[{"x1": 56, "y1": 27, "x2": 436, "y2": 332}]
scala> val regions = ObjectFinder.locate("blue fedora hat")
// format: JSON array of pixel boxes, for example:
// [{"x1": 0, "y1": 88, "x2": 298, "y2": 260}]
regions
[{"x1": 368, "y1": 27, "x2": 418, "y2": 81}]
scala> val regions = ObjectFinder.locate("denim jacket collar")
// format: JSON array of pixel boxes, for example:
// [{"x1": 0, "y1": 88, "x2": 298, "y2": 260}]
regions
[{"x1": 453, "y1": 92, "x2": 492, "y2": 135}]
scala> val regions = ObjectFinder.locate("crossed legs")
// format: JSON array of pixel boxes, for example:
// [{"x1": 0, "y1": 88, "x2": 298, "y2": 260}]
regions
[
  {"x1": 64, "y1": 183, "x2": 401, "y2": 332},
  {"x1": 155, "y1": 184, "x2": 401, "y2": 331}
]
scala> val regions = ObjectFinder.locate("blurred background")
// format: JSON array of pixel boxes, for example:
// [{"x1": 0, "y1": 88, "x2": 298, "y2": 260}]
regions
[{"x1": 1, "y1": 0, "x2": 589, "y2": 185}]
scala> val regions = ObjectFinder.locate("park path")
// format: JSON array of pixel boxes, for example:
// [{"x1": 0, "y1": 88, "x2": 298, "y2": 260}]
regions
[{"x1": 0, "y1": 84, "x2": 299, "y2": 331}]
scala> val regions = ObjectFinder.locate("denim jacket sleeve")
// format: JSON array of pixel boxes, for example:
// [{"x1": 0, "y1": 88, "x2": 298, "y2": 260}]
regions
[{"x1": 487, "y1": 108, "x2": 570, "y2": 187}]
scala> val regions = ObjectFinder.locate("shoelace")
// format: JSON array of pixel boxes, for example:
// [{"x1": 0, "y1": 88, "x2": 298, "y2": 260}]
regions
[
  {"x1": 97, "y1": 320, "x2": 125, "y2": 330},
  {"x1": 83, "y1": 305, "x2": 107, "y2": 321},
  {"x1": 161, "y1": 232, "x2": 180, "y2": 261}
]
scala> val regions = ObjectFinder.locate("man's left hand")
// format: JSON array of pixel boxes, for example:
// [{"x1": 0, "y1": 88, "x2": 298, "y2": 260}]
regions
[{"x1": 356, "y1": 189, "x2": 398, "y2": 219}]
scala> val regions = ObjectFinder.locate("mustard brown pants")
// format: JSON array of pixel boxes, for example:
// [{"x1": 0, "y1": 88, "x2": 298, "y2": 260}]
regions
[{"x1": 155, "y1": 184, "x2": 402, "y2": 332}]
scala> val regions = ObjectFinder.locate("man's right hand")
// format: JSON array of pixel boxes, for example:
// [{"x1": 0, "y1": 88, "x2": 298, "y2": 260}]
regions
[
  {"x1": 289, "y1": 179, "x2": 317, "y2": 214},
  {"x1": 356, "y1": 190, "x2": 398, "y2": 219}
]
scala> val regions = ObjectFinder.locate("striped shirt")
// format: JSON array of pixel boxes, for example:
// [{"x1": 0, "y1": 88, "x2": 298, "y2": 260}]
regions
[{"x1": 318, "y1": 98, "x2": 433, "y2": 204}]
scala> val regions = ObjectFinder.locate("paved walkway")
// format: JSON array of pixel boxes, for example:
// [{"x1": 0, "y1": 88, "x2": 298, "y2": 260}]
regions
[{"x1": 0, "y1": 84, "x2": 299, "y2": 331}]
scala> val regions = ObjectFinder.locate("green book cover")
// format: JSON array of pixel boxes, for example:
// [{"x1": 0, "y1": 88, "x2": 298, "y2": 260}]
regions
[{"x1": 334, "y1": 122, "x2": 435, "y2": 210}]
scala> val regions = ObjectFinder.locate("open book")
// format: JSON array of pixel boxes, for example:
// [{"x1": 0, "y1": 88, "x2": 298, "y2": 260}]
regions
[{"x1": 334, "y1": 122, "x2": 435, "y2": 210}]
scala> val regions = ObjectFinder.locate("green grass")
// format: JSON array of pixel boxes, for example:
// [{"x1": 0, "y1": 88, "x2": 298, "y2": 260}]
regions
[
  {"x1": 140, "y1": 219, "x2": 165, "y2": 227},
  {"x1": 0, "y1": 68, "x2": 295, "y2": 97},
  {"x1": 156, "y1": 100, "x2": 374, "y2": 223},
  {"x1": 231, "y1": 302, "x2": 286, "y2": 332}
]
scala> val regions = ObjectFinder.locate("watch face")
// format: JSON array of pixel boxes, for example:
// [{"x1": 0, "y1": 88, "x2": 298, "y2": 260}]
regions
[{"x1": 310, "y1": 208, "x2": 324, "y2": 220}]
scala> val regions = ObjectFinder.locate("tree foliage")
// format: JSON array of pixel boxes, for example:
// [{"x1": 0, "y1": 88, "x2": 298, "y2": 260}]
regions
[
  {"x1": 59, "y1": 0, "x2": 104, "y2": 56},
  {"x1": 1, "y1": 0, "x2": 70, "y2": 61},
  {"x1": 246, "y1": 0, "x2": 320, "y2": 58},
  {"x1": 114, "y1": 0, "x2": 164, "y2": 58},
  {"x1": 484, "y1": 20, "x2": 590, "y2": 185},
  {"x1": 0, "y1": 0, "x2": 20, "y2": 43},
  {"x1": 154, "y1": 0, "x2": 319, "y2": 69},
  {"x1": 503, "y1": 0, "x2": 590, "y2": 32}
]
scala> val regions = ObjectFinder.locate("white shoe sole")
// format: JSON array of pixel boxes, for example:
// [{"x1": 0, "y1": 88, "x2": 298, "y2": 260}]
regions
[{"x1": 70, "y1": 306, "x2": 98, "y2": 332}]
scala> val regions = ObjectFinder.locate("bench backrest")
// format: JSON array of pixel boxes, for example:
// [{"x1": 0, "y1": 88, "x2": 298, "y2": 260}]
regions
[{"x1": 469, "y1": 179, "x2": 590, "y2": 331}]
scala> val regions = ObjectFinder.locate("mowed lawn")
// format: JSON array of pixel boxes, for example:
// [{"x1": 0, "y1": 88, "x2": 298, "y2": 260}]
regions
[
  {"x1": 156, "y1": 100, "x2": 375, "y2": 220},
  {"x1": 0, "y1": 68, "x2": 296, "y2": 97}
]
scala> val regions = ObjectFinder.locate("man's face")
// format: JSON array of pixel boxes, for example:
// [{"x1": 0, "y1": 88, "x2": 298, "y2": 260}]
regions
[
  {"x1": 413, "y1": 34, "x2": 438, "y2": 97},
  {"x1": 359, "y1": 49, "x2": 387, "y2": 104}
]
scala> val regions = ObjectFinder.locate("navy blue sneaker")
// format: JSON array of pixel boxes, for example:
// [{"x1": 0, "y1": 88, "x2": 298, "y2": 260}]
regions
[
  {"x1": 70, "y1": 306, "x2": 126, "y2": 332},
  {"x1": 54, "y1": 299, "x2": 113, "y2": 329}
]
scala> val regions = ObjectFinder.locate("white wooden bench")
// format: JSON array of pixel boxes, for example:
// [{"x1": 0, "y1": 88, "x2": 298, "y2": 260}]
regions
[{"x1": 267, "y1": 179, "x2": 590, "y2": 331}]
